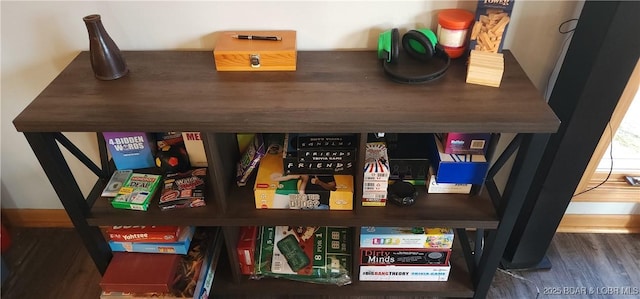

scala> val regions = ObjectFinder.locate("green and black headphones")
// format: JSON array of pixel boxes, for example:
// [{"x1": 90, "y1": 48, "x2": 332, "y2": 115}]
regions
[{"x1": 378, "y1": 28, "x2": 450, "y2": 84}]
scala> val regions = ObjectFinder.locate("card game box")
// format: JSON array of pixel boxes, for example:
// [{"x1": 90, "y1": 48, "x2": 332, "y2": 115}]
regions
[
  {"x1": 159, "y1": 168, "x2": 207, "y2": 210},
  {"x1": 111, "y1": 173, "x2": 162, "y2": 211},
  {"x1": 101, "y1": 170, "x2": 133, "y2": 197},
  {"x1": 103, "y1": 132, "x2": 156, "y2": 170},
  {"x1": 360, "y1": 227, "x2": 454, "y2": 249}
]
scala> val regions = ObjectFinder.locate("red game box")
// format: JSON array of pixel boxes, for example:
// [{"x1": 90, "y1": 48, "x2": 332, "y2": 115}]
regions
[
  {"x1": 237, "y1": 226, "x2": 258, "y2": 275},
  {"x1": 105, "y1": 226, "x2": 184, "y2": 243}
]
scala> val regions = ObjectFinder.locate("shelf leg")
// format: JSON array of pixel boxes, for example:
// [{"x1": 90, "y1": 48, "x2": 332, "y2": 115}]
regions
[
  {"x1": 24, "y1": 132, "x2": 111, "y2": 274},
  {"x1": 472, "y1": 133, "x2": 550, "y2": 299}
]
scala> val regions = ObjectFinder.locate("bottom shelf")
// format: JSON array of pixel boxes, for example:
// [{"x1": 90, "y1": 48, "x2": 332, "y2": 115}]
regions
[{"x1": 212, "y1": 247, "x2": 474, "y2": 297}]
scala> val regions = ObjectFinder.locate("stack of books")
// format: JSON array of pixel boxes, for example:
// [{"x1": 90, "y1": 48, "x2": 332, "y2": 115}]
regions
[
  {"x1": 99, "y1": 226, "x2": 221, "y2": 299},
  {"x1": 359, "y1": 227, "x2": 454, "y2": 281}
]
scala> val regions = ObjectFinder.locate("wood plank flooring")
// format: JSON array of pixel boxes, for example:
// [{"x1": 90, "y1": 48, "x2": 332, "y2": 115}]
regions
[{"x1": 1, "y1": 228, "x2": 639, "y2": 299}]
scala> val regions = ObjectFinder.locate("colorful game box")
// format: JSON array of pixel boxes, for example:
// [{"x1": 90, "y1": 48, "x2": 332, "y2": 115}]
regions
[
  {"x1": 105, "y1": 226, "x2": 185, "y2": 243},
  {"x1": 360, "y1": 248, "x2": 451, "y2": 266},
  {"x1": 159, "y1": 168, "x2": 207, "y2": 210},
  {"x1": 360, "y1": 227, "x2": 454, "y2": 249},
  {"x1": 108, "y1": 226, "x2": 196, "y2": 254},
  {"x1": 254, "y1": 152, "x2": 353, "y2": 210},
  {"x1": 103, "y1": 132, "x2": 156, "y2": 170},
  {"x1": 362, "y1": 142, "x2": 390, "y2": 207},
  {"x1": 111, "y1": 173, "x2": 162, "y2": 211},
  {"x1": 440, "y1": 133, "x2": 491, "y2": 155},
  {"x1": 254, "y1": 226, "x2": 352, "y2": 286},
  {"x1": 427, "y1": 167, "x2": 472, "y2": 194},
  {"x1": 236, "y1": 133, "x2": 266, "y2": 186},
  {"x1": 469, "y1": 0, "x2": 516, "y2": 53},
  {"x1": 427, "y1": 134, "x2": 488, "y2": 185}
]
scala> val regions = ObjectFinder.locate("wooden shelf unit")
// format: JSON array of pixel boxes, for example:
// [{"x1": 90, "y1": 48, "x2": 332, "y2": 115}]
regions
[{"x1": 13, "y1": 50, "x2": 559, "y2": 299}]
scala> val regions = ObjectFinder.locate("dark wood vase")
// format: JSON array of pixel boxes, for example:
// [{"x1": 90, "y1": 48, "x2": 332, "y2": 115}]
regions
[{"x1": 83, "y1": 14, "x2": 128, "y2": 80}]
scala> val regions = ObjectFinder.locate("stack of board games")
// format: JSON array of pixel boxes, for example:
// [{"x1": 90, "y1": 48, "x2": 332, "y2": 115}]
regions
[
  {"x1": 100, "y1": 227, "x2": 222, "y2": 299},
  {"x1": 158, "y1": 168, "x2": 207, "y2": 210},
  {"x1": 254, "y1": 226, "x2": 352, "y2": 286},
  {"x1": 359, "y1": 227, "x2": 454, "y2": 281},
  {"x1": 110, "y1": 173, "x2": 162, "y2": 211},
  {"x1": 253, "y1": 133, "x2": 354, "y2": 210},
  {"x1": 362, "y1": 142, "x2": 390, "y2": 206}
]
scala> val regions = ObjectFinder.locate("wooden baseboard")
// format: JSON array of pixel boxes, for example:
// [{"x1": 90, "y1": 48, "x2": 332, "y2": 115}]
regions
[
  {"x1": 558, "y1": 214, "x2": 640, "y2": 233},
  {"x1": 3, "y1": 209, "x2": 639, "y2": 233},
  {"x1": 2, "y1": 209, "x2": 72, "y2": 228}
]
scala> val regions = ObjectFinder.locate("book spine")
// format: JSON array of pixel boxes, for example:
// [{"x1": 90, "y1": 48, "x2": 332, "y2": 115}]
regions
[
  {"x1": 236, "y1": 134, "x2": 265, "y2": 186},
  {"x1": 196, "y1": 229, "x2": 223, "y2": 299}
]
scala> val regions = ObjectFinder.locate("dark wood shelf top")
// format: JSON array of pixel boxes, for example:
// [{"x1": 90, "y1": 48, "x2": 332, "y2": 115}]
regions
[
  {"x1": 14, "y1": 50, "x2": 559, "y2": 134},
  {"x1": 88, "y1": 181, "x2": 498, "y2": 228}
]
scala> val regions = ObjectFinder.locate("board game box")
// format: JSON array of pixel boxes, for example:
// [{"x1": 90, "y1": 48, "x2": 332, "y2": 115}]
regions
[
  {"x1": 111, "y1": 173, "x2": 163, "y2": 211},
  {"x1": 159, "y1": 168, "x2": 207, "y2": 210},
  {"x1": 254, "y1": 152, "x2": 353, "y2": 210},
  {"x1": 427, "y1": 134, "x2": 488, "y2": 185},
  {"x1": 255, "y1": 226, "x2": 352, "y2": 286},
  {"x1": 109, "y1": 226, "x2": 196, "y2": 254},
  {"x1": 237, "y1": 226, "x2": 258, "y2": 275},
  {"x1": 105, "y1": 226, "x2": 185, "y2": 243},
  {"x1": 359, "y1": 264, "x2": 451, "y2": 281},
  {"x1": 360, "y1": 248, "x2": 451, "y2": 266},
  {"x1": 360, "y1": 227, "x2": 454, "y2": 249},
  {"x1": 100, "y1": 252, "x2": 181, "y2": 293}
]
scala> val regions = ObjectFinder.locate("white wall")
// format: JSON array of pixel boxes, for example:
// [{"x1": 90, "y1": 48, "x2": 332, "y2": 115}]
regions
[{"x1": 1, "y1": 1, "x2": 583, "y2": 209}]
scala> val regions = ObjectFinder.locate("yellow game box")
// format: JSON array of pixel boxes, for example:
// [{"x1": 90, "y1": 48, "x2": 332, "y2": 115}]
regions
[{"x1": 253, "y1": 152, "x2": 353, "y2": 210}]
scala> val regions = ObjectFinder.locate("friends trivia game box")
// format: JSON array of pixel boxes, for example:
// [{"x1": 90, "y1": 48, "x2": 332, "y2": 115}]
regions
[{"x1": 253, "y1": 151, "x2": 353, "y2": 210}]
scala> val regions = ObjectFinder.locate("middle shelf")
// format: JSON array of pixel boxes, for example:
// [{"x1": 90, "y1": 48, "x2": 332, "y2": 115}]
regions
[{"x1": 87, "y1": 180, "x2": 498, "y2": 228}]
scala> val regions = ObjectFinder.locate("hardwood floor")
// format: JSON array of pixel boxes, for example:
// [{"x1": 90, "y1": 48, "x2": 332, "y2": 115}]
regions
[{"x1": 1, "y1": 228, "x2": 639, "y2": 299}]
